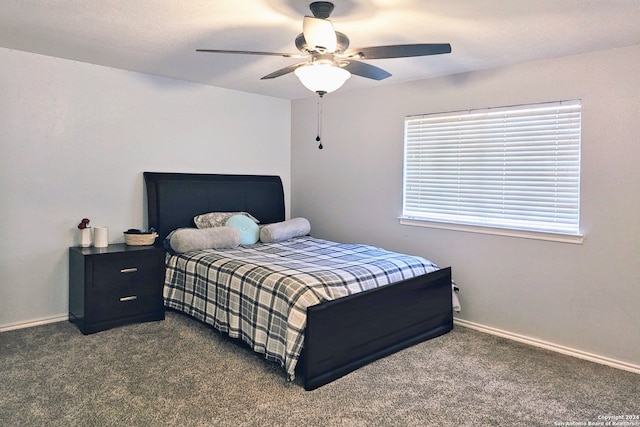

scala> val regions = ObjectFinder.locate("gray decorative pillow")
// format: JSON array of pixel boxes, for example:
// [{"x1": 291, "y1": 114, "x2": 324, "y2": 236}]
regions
[
  {"x1": 194, "y1": 211, "x2": 259, "y2": 229},
  {"x1": 169, "y1": 226, "x2": 241, "y2": 253},
  {"x1": 259, "y1": 217, "x2": 311, "y2": 243}
]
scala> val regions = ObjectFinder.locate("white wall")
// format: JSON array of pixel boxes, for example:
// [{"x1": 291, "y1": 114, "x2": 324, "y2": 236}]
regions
[
  {"x1": 291, "y1": 45, "x2": 640, "y2": 368},
  {"x1": 0, "y1": 48, "x2": 291, "y2": 328}
]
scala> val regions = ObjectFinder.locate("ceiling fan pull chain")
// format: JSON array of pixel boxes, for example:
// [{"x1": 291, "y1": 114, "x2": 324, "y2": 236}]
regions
[{"x1": 316, "y1": 93, "x2": 324, "y2": 149}]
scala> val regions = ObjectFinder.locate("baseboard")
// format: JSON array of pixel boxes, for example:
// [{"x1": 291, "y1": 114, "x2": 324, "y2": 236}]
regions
[
  {"x1": 454, "y1": 318, "x2": 640, "y2": 375},
  {"x1": 0, "y1": 314, "x2": 68, "y2": 333}
]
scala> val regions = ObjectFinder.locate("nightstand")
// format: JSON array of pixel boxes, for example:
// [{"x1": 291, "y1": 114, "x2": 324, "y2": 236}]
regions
[{"x1": 69, "y1": 244, "x2": 165, "y2": 334}]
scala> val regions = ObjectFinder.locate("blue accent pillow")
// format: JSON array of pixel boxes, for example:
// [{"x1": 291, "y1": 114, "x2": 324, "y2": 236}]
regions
[{"x1": 225, "y1": 214, "x2": 259, "y2": 245}]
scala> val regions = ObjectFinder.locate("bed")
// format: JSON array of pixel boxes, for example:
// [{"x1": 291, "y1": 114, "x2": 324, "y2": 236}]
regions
[{"x1": 144, "y1": 172, "x2": 454, "y2": 390}]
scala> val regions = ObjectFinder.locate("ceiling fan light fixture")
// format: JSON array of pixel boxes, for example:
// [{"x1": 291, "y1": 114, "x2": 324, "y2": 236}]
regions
[{"x1": 294, "y1": 63, "x2": 351, "y2": 94}]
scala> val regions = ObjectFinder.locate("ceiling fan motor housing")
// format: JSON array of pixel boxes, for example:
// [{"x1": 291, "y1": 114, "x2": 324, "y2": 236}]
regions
[{"x1": 310, "y1": 2, "x2": 335, "y2": 19}]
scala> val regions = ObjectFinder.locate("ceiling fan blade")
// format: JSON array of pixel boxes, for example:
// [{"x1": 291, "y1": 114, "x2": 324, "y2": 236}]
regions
[
  {"x1": 342, "y1": 61, "x2": 391, "y2": 81},
  {"x1": 303, "y1": 16, "x2": 337, "y2": 52},
  {"x1": 196, "y1": 49, "x2": 302, "y2": 58},
  {"x1": 346, "y1": 43, "x2": 452, "y2": 60},
  {"x1": 260, "y1": 62, "x2": 308, "y2": 80}
]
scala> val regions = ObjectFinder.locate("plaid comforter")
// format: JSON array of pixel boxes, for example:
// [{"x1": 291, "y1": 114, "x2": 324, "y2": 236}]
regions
[{"x1": 164, "y1": 236, "x2": 439, "y2": 379}]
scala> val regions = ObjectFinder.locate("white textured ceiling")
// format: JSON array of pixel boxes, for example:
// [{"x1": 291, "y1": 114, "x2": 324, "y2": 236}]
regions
[{"x1": 2, "y1": 0, "x2": 640, "y2": 99}]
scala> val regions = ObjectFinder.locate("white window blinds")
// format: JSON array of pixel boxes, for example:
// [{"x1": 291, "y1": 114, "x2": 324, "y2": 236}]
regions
[{"x1": 403, "y1": 101, "x2": 581, "y2": 236}]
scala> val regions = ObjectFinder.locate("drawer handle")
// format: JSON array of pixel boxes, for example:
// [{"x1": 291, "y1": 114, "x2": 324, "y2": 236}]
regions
[
  {"x1": 120, "y1": 268, "x2": 138, "y2": 274},
  {"x1": 119, "y1": 296, "x2": 138, "y2": 302}
]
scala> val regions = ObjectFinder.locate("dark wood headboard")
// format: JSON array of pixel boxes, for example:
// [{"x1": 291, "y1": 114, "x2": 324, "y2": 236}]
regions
[{"x1": 144, "y1": 172, "x2": 285, "y2": 242}]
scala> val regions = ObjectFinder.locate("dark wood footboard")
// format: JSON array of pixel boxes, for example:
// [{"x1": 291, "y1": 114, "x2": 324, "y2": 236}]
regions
[{"x1": 301, "y1": 267, "x2": 453, "y2": 391}]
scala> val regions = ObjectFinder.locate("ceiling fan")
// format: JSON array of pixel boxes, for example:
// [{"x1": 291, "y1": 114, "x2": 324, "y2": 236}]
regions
[{"x1": 196, "y1": 1, "x2": 452, "y2": 96}]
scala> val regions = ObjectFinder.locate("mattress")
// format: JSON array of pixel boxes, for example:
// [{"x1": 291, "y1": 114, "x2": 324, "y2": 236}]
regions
[{"x1": 163, "y1": 235, "x2": 439, "y2": 379}]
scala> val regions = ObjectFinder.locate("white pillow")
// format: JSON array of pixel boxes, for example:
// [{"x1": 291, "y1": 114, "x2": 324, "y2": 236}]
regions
[
  {"x1": 259, "y1": 218, "x2": 311, "y2": 243},
  {"x1": 194, "y1": 211, "x2": 259, "y2": 229},
  {"x1": 169, "y1": 227, "x2": 241, "y2": 253}
]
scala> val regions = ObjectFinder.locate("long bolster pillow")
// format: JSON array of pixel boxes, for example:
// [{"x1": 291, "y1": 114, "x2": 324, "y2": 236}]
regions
[
  {"x1": 259, "y1": 217, "x2": 311, "y2": 243},
  {"x1": 169, "y1": 226, "x2": 241, "y2": 253}
]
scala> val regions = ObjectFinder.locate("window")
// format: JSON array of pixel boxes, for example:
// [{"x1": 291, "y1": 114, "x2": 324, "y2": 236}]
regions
[{"x1": 402, "y1": 100, "x2": 582, "y2": 242}]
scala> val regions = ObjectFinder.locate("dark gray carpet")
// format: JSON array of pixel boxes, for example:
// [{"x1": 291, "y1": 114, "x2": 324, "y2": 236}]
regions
[{"x1": 1, "y1": 312, "x2": 638, "y2": 426}]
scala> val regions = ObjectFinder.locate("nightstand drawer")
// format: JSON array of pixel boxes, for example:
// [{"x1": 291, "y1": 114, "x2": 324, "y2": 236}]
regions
[
  {"x1": 87, "y1": 290, "x2": 161, "y2": 323},
  {"x1": 92, "y1": 255, "x2": 160, "y2": 291}
]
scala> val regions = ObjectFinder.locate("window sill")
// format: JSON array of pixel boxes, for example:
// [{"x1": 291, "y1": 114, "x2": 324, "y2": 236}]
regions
[{"x1": 399, "y1": 217, "x2": 584, "y2": 244}]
